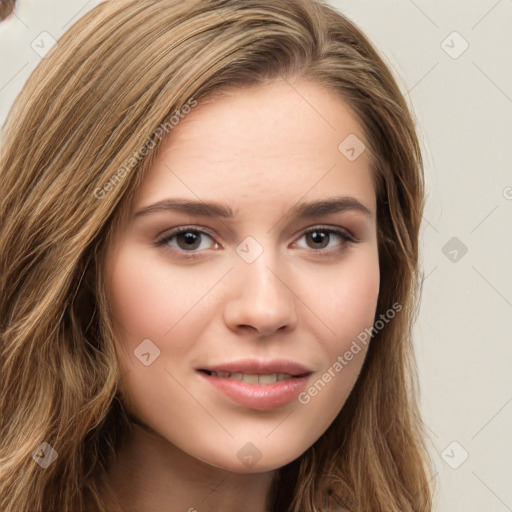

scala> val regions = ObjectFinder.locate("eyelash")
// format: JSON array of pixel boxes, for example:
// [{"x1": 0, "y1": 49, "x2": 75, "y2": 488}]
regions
[{"x1": 155, "y1": 225, "x2": 358, "y2": 259}]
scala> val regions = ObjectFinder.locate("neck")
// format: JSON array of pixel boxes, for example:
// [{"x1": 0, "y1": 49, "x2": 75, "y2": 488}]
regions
[{"x1": 103, "y1": 420, "x2": 277, "y2": 512}]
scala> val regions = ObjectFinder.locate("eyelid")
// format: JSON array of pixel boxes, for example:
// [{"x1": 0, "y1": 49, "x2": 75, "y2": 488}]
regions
[{"x1": 155, "y1": 224, "x2": 217, "y2": 242}]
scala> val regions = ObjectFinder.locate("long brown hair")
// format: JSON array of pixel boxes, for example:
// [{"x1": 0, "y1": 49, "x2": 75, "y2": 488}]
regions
[{"x1": 0, "y1": 1, "x2": 434, "y2": 510}]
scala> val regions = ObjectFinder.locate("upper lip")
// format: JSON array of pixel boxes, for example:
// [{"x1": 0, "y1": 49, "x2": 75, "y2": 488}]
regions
[{"x1": 197, "y1": 359, "x2": 313, "y2": 377}]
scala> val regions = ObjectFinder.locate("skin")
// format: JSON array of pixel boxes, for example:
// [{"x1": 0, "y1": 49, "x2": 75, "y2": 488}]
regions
[{"x1": 104, "y1": 79, "x2": 380, "y2": 512}]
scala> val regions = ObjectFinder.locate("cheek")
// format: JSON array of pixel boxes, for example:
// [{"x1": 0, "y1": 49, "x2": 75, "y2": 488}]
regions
[
  {"x1": 310, "y1": 247, "x2": 380, "y2": 343},
  {"x1": 297, "y1": 248, "x2": 380, "y2": 411},
  {"x1": 336, "y1": 260, "x2": 380, "y2": 336},
  {"x1": 106, "y1": 247, "x2": 216, "y2": 355},
  {"x1": 106, "y1": 252, "x2": 166, "y2": 365}
]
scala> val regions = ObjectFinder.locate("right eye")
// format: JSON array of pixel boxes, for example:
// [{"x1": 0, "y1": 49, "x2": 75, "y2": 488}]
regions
[{"x1": 155, "y1": 226, "x2": 220, "y2": 255}]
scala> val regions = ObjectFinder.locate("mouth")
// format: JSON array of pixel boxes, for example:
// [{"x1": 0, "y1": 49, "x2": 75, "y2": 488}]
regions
[
  {"x1": 197, "y1": 369, "x2": 305, "y2": 385},
  {"x1": 196, "y1": 359, "x2": 313, "y2": 410}
]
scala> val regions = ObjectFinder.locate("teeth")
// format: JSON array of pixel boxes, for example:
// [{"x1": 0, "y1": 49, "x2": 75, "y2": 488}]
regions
[
  {"x1": 209, "y1": 371, "x2": 293, "y2": 384},
  {"x1": 243, "y1": 374, "x2": 259, "y2": 384},
  {"x1": 258, "y1": 374, "x2": 277, "y2": 385}
]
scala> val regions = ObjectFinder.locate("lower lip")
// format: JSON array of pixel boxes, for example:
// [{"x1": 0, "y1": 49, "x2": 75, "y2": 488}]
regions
[{"x1": 198, "y1": 372, "x2": 310, "y2": 410}]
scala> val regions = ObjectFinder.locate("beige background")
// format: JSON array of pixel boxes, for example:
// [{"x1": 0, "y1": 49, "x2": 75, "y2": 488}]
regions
[{"x1": 1, "y1": 1, "x2": 511, "y2": 510}]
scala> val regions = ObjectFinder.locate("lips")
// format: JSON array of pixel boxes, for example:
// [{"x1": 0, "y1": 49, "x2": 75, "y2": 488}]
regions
[{"x1": 196, "y1": 359, "x2": 313, "y2": 410}]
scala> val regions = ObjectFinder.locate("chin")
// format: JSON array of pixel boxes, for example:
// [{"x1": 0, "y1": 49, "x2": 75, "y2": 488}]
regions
[{"x1": 187, "y1": 435, "x2": 310, "y2": 474}]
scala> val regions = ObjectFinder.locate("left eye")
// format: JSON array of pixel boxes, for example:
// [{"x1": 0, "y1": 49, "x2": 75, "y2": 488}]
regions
[
  {"x1": 295, "y1": 227, "x2": 355, "y2": 251},
  {"x1": 155, "y1": 226, "x2": 355, "y2": 255}
]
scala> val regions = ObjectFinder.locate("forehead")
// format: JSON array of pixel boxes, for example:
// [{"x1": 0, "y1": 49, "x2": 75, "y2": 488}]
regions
[{"x1": 133, "y1": 80, "x2": 375, "y2": 215}]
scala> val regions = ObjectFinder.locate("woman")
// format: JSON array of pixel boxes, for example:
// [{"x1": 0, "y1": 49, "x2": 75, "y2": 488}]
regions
[{"x1": 0, "y1": 0, "x2": 434, "y2": 510}]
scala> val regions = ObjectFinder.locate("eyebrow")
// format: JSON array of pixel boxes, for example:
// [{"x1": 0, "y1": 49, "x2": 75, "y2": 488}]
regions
[{"x1": 134, "y1": 196, "x2": 373, "y2": 220}]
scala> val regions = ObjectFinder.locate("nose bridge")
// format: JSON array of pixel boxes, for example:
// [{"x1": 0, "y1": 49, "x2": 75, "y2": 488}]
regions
[
  {"x1": 241, "y1": 251, "x2": 283, "y2": 301},
  {"x1": 224, "y1": 237, "x2": 297, "y2": 335}
]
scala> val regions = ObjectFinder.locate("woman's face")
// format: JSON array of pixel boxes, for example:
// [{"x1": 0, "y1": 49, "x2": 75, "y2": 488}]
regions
[{"x1": 105, "y1": 80, "x2": 380, "y2": 473}]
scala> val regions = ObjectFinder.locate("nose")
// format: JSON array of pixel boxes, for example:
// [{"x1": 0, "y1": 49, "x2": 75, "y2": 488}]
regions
[{"x1": 223, "y1": 252, "x2": 298, "y2": 337}]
